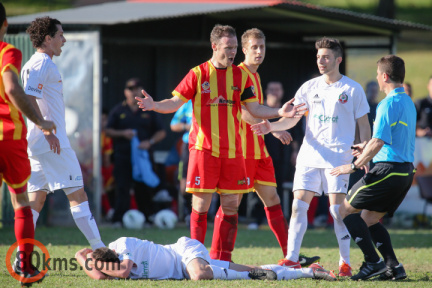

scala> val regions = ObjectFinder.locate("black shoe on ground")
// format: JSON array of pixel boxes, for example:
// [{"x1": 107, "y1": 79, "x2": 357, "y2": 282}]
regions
[
  {"x1": 351, "y1": 259, "x2": 387, "y2": 281},
  {"x1": 375, "y1": 263, "x2": 407, "y2": 281},
  {"x1": 13, "y1": 260, "x2": 45, "y2": 287},
  {"x1": 249, "y1": 268, "x2": 277, "y2": 280},
  {"x1": 299, "y1": 254, "x2": 320, "y2": 267}
]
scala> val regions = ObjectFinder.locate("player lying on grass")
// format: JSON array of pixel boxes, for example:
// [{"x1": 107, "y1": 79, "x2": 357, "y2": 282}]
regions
[{"x1": 75, "y1": 236, "x2": 336, "y2": 281}]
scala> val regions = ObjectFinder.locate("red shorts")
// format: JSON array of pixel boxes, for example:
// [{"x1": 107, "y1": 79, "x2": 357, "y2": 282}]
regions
[
  {"x1": 186, "y1": 149, "x2": 248, "y2": 194},
  {"x1": 245, "y1": 157, "x2": 277, "y2": 191},
  {"x1": 0, "y1": 139, "x2": 30, "y2": 194}
]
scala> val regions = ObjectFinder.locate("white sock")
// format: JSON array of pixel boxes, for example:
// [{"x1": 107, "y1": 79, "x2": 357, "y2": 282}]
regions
[
  {"x1": 260, "y1": 264, "x2": 306, "y2": 280},
  {"x1": 70, "y1": 201, "x2": 105, "y2": 250},
  {"x1": 286, "y1": 199, "x2": 309, "y2": 262},
  {"x1": 210, "y1": 265, "x2": 250, "y2": 280},
  {"x1": 329, "y1": 204, "x2": 350, "y2": 265},
  {"x1": 32, "y1": 209, "x2": 39, "y2": 229}
]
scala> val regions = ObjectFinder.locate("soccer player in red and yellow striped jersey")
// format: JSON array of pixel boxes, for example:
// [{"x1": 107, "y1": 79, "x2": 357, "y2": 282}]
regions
[
  {"x1": 136, "y1": 24, "x2": 306, "y2": 262},
  {"x1": 0, "y1": 3, "x2": 55, "y2": 283},
  {"x1": 210, "y1": 28, "x2": 292, "y2": 259}
]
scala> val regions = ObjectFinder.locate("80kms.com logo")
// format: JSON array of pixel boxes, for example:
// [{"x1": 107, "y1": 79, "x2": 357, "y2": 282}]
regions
[{"x1": 5, "y1": 239, "x2": 50, "y2": 285}]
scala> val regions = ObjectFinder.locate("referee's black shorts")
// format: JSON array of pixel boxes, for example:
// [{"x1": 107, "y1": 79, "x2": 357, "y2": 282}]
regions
[{"x1": 346, "y1": 162, "x2": 415, "y2": 217}]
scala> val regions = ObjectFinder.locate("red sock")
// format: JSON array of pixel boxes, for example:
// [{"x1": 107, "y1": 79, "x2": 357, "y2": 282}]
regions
[
  {"x1": 265, "y1": 204, "x2": 289, "y2": 257},
  {"x1": 14, "y1": 206, "x2": 35, "y2": 273},
  {"x1": 209, "y1": 207, "x2": 223, "y2": 259},
  {"x1": 190, "y1": 208, "x2": 207, "y2": 243},
  {"x1": 212, "y1": 211, "x2": 238, "y2": 261}
]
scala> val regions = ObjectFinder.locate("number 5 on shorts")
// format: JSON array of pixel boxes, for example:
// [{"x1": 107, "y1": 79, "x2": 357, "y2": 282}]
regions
[{"x1": 195, "y1": 176, "x2": 200, "y2": 186}]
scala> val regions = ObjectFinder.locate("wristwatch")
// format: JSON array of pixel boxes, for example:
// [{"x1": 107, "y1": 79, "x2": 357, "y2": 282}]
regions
[{"x1": 351, "y1": 163, "x2": 358, "y2": 171}]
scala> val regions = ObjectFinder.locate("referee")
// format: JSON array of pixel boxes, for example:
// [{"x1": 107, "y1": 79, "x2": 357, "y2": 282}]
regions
[{"x1": 330, "y1": 55, "x2": 416, "y2": 281}]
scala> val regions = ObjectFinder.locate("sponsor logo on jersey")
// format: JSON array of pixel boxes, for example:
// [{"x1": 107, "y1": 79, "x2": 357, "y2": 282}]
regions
[
  {"x1": 338, "y1": 92, "x2": 348, "y2": 104},
  {"x1": 38, "y1": 83, "x2": 43, "y2": 89},
  {"x1": 237, "y1": 178, "x2": 247, "y2": 185},
  {"x1": 313, "y1": 114, "x2": 339, "y2": 123},
  {"x1": 201, "y1": 81, "x2": 211, "y2": 93},
  {"x1": 27, "y1": 86, "x2": 42, "y2": 94},
  {"x1": 231, "y1": 85, "x2": 240, "y2": 91},
  {"x1": 141, "y1": 261, "x2": 149, "y2": 278},
  {"x1": 313, "y1": 94, "x2": 322, "y2": 103},
  {"x1": 206, "y1": 95, "x2": 236, "y2": 106}
]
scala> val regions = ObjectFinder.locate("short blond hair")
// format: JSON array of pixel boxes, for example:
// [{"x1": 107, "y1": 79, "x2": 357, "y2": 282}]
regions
[{"x1": 241, "y1": 28, "x2": 265, "y2": 48}]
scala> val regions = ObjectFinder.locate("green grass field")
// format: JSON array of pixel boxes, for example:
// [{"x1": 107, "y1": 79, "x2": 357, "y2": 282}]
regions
[{"x1": 1, "y1": 225, "x2": 431, "y2": 287}]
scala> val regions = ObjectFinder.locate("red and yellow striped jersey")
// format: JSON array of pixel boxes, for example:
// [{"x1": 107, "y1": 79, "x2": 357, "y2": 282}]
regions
[
  {"x1": 0, "y1": 42, "x2": 25, "y2": 141},
  {"x1": 173, "y1": 61, "x2": 257, "y2": 158},
  {"x1": 238, "y1": 63, "x2": 269, "y2": 159}
]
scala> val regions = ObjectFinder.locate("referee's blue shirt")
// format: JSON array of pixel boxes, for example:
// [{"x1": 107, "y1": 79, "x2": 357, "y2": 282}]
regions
[{"x1": 372, "y1": 87, "x2": 416, "y2": 163}]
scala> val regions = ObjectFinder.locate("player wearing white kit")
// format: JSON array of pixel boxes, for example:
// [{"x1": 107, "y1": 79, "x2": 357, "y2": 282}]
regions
[
  {"x1": 251, "y1": 37, "x2": 371, "y2": 276},
  {"x1": 21, "y1": 17, "x2": 104, "y2": 250},
  {"x1": 75, "y1": 236, "x2": 336, "y2": 281}
]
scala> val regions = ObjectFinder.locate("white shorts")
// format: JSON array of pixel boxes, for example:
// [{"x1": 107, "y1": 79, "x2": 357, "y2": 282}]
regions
[
  {"x1": 28, "y1": 148, "x2": 83, "y2": 194},
  {"x1": 293, "y1": 165, "x2": 349, "y2": 195},
  {"x1": 171, "y1": 237, "x2": 212, "y2": 279}
]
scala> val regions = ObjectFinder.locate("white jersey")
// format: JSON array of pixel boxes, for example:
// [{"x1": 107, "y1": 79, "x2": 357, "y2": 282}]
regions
[
  {"x1": 21, "y1": 52, "x2": 70, "y2": 156},
  {"x1": 293, "y1": 75, "x2": 369, "y2": 168},
  {"x1": 109, "y1": 237, "x2": 195, "y2": 280}
]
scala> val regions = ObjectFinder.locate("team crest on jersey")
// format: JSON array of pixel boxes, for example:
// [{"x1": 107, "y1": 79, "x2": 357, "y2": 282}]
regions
[
  {"x1": 338, "y1": 92, "x2": 348, "y2": 104},
  {"x1": 38, "y1": 84, "x2": 43, "y2": 89},
  {"x1": 231, "y1": 85, "x2": 239, "y2": 91},
  {"x1": 201, "y1": 81, "x2": 211, "y2": 93}
]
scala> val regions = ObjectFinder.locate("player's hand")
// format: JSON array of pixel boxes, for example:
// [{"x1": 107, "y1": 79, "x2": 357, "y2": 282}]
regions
[
  {"x1": 330, "y1": 163, "x2": 368, "y2": 176},
  {"x1": 351, "y1": 143, "x2": 365, "y2": 157},
  {"x1": 251, "y1": 120, "x2": 271, "y2": 135},
  {"x1": 123, "y1": 129, "x2": 136, "y2": 140},
  {"x1": 278, "y1": 98, "x2": 307, "y2": 118},
  {"x1": 45, "y1": 134, "x2": 61, "y2": 154},
  {"x1": 37, "y1": 120, "x2": 56, "y2": 136},
  {"x1": 271, "y1": 131, "x2": 293, "y2": 145},
  {"x1": 136, "y1": 89, "x2": 155, "y2": 111}
]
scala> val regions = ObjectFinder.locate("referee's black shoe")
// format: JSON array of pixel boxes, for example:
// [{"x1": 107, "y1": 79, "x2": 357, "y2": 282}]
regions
[
  {"x1": 248, "y1": 268, "x2": 277, "y2": 280},
  {"x1": 375, "y1": 263, "x2": 407, "y2": 281},
  {"x1": 351, "y1": 259, "x2": 387, "y2": 280},
  {"x1": 299, "y1": 254, "x2": 320, "y2": 267}
]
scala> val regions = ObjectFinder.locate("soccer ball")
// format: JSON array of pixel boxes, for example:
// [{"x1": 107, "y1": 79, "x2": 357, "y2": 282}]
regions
[
  {"x1": 154, "y1": 209, "x2": 178, "y2": 229},
  {"x1": 122, "y1": 209, "x2": 145, "y2": 229}
]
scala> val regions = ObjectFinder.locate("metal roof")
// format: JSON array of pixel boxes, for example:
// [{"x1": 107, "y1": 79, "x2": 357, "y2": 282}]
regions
[
  {"x1": 8, "y1": 1, "x2": 283, "y2": 25},
  {"x1": 8, "y1": 0, "x2": 432, "y2": 33}
]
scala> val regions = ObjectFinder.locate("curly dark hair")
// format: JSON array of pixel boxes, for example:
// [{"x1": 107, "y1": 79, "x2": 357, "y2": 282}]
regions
[{"x1": 26, "y1": 16, "x2": 62, "y2": 48}]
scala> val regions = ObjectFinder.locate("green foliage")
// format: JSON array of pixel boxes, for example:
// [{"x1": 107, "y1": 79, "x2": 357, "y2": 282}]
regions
[
  {"x1": 0, "y1": 226, "x2": 431, "y2": 287},
  {"x1": 2, "y1": 0, "x2": 72, "y2": 17}
]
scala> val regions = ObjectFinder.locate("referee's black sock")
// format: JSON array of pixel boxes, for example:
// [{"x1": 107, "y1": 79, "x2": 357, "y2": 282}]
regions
[
  {"x1": 369, "y1": 222, "x2": 399, "y2": 268},
  {"x1": 343, "y1": 213, "x2": 380, "y2": 263}
]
